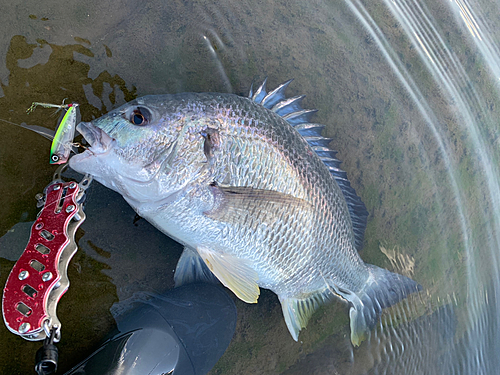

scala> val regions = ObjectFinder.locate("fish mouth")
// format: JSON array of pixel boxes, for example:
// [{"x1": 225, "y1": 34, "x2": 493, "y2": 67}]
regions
[
  {"x1": 76, "y1": 122, "x2": 115, "y2": 155},
  {"x1": 72, "y1": 121, "x2": 168, "y2": 184}
]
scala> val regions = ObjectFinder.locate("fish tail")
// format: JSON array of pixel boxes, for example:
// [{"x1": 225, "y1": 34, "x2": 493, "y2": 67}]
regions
[{"x1": 345, "y1": 265, "x2": 421, "y2": 346}]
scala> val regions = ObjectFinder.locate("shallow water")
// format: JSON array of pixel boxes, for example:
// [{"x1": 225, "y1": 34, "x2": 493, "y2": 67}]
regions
[{"x1": 1, "y1": 0, "x2": 499, "y2": 373}]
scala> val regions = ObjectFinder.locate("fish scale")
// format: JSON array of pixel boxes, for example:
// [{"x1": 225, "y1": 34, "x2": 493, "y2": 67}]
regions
[
  {"x1": 69, "y1": 80, "x2": 421, "y2": 345},
  {"x1": 208, "y1": 99, "x2": 355, "y2": 280}
]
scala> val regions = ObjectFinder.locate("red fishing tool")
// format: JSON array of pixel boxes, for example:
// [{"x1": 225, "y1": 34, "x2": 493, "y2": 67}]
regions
[
  {"x1": 2, "y1": 101, "x2": 91, "y2": 375},
  {"x1": 2, "y1": 167, "x2": 91, "y2": 374}
]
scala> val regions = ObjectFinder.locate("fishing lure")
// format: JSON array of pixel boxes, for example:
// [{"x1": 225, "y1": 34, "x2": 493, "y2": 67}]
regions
[
  {"x1": 50, "y1": 103, "x2": 79, "y2": 164},
  {"x1": 26, "y1": 101, "x2": 80, "y2": 164}
]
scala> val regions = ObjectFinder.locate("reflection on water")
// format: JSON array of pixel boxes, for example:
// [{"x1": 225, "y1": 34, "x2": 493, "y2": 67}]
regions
[
  {"x1": 0, "y1": 0, "x2": 500, "y2": 374},
  {"x1": 284, "y1": 303, "x2": 456, "y2": 375}
]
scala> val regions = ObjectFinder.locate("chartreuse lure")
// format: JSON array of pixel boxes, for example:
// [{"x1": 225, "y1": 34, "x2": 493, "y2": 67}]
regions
[
  {"x1": 50, "y1": 103, "x2": 79, "y2": 164},
  {"x1": 26, "y1": 101, "x2": 79, "y2": 164}
]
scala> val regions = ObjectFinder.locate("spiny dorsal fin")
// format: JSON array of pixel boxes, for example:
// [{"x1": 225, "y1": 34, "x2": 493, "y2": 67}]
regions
[{"x1": 248, "y1": 79, "x2": 369, "y2": 251}]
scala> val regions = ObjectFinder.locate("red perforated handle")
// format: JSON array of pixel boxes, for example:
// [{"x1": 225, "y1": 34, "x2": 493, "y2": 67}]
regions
[{"x1": 2, "y1": 181, "x2": 80, "y2": 338}]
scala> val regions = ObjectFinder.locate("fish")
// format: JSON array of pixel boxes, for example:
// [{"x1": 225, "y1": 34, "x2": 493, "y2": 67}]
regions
[{"x1": 69, "y1": 79, "x2": 421, "y2": 345}]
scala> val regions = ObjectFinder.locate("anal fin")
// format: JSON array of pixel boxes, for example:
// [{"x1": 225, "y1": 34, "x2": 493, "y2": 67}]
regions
[
  {"x1": 198, "y1": 246, "x2": 260, "y2": 303},
  {"x1": 280, "y1": 290, "x2": 331, "y2": 341}
]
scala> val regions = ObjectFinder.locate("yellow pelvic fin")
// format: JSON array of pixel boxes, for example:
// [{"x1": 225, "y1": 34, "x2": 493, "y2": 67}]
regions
[{"x1": 197, "y1": 246, "x2": 260, "y2": 303}]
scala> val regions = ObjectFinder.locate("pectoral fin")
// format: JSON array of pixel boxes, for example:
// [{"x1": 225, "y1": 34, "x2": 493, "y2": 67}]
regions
[
  {"x1": 205, "y1": 185, "x2": 313, "y2": 226},
  {"x1": 197, "y1": 246, "x2": 260, "y2": 303}
]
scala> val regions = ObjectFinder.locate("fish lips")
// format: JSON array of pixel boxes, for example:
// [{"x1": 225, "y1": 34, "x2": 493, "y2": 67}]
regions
[
  {"x1": 77, "y1": 121, "x2": 115, "y2": 153},
  {"x1": 69, "y1": 121, "x2": 116, "y2": 175}
]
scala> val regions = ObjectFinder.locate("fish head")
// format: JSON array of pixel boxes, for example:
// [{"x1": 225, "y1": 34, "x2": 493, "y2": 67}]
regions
[{"x1": 69, "y1": 95, "x2": 216, "y2": 203}]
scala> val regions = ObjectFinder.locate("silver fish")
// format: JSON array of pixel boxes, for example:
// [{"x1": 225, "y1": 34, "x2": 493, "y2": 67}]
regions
[{"x1": 69, "y1": 79, "x2": 421, "y2": 345}]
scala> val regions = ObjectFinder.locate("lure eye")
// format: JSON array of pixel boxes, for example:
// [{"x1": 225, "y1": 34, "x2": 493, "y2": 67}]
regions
[
  {"x1": 51, "y1": 154, "x2": 59, "y2": 162},
  {"x1": 128, "y1": 106, "x2": 152, "y2": 126}
]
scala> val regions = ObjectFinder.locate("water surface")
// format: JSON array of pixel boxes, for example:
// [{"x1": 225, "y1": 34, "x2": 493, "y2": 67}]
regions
[{"x1": 1, "y1": 0, "x2": 499, "y2": 373}]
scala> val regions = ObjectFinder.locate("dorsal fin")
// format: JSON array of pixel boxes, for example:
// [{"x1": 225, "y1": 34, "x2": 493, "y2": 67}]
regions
[{"x1": 248, "y1": 79, "x2": 369, "y2": 251}]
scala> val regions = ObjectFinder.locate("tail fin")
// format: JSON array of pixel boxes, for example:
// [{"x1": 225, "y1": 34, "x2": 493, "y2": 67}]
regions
[{"x1": 347, "y1": 265, "x2": 422, "y2": 346}]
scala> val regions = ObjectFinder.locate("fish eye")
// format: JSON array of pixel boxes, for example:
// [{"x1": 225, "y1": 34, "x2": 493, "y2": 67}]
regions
[{"x1": 128, "y1": 106, "x2": 152, "y2": 126}]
